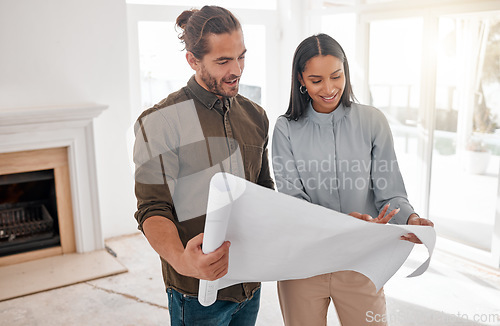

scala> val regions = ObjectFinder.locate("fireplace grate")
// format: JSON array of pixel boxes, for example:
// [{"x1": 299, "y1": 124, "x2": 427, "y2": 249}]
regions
[{"x1": 0, "y1": 202, "x2": 54, "y2": 241}]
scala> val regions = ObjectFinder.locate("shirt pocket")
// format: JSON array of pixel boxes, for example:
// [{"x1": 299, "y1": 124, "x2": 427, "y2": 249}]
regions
[{"x1": 243, "y1": 144, "x2": 263, "y2": 183}]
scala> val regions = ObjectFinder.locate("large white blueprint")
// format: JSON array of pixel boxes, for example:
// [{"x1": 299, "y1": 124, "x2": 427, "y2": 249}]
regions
[{"x1": 202, "y1": 172, "x2": 436, "y2": 294}]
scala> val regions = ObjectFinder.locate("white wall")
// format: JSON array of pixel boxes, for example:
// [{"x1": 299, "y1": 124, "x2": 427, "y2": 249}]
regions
[{"x1": 0, "y1": 0, "x2": 138, "y2": 238}]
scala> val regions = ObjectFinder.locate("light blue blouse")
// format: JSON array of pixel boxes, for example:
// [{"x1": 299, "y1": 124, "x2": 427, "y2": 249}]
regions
[{"x1": 272, "y1": 101, "x2": 415, "y2": 225}]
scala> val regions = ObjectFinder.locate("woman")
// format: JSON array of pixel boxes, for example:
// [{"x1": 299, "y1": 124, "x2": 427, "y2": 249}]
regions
[{"x1": 272, "y1": 34, "x2": 434, "y2": 326}]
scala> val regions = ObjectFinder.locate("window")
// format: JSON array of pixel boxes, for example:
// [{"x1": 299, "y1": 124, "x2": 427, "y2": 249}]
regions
[
  {"x1": 319, "y1": 0, "x2": 500, "y2": 265},
  {"x1": 368, "y1": 17, "x2": 423, "y2": 207},
  {"x1": 429, "y1": 14, "x2": 500, "y2": 251},
  {"x1": 138, "y1": 21, "x2": 191, "y2": 109},
  {"x1": 137, "y1": 22, "x2": 266, "y2": 109}
]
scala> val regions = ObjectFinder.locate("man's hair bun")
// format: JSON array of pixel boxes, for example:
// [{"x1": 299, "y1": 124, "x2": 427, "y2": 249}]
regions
[{"x1": 176, "y1": 9, "x2": 198, "y2": 32}]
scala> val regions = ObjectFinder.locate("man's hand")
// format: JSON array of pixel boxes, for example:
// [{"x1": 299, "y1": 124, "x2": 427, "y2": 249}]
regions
[
  {"x1": 142, "y1": 217, "x2": 230, "y2": 281},
  {"x1": 400, "y1": 214, "x2": 434, "y2": 244},
  {"x1": 175, "y1": 233, "x2": 231, "y2": 281},
  {"x1": 349, "y1": 203, "x2": 399, "y2": 224}
]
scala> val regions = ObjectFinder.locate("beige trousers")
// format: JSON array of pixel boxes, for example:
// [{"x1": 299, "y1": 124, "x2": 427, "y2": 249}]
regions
[{"x1": 277, "y1": 271, "x2": 387, "y2": 326}]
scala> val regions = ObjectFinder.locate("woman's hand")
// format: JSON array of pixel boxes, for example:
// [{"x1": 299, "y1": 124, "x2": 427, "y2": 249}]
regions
[
  {"x1": 400, "y1": 214, "x2": 434, "y2": 244},
  {"x1": 348, "y1": 203, "x2": 399, "y2": 224}
]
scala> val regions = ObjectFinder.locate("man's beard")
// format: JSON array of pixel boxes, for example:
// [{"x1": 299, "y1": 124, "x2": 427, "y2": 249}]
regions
[{"x1": 199, "y1": 65, "x2": 239, "y2": 98}]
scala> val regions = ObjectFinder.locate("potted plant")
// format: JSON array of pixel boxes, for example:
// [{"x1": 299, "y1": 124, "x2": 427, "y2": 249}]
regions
[
  {"x1": 463, "y1": 138, "x2": 491, "y2": 174},
  {"x1": 462, "y1": 78, "x2": 497, "y2": 174}
]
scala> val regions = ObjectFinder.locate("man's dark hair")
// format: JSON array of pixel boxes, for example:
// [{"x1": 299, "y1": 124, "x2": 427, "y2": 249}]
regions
[{"x1": 176, "y1": 6, "x2": 242, "y2": 59}]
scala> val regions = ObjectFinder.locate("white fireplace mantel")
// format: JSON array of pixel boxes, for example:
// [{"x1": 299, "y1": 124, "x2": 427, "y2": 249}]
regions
[{"x1": 0, "y1": 104, "x2": 108, "y2": 253}]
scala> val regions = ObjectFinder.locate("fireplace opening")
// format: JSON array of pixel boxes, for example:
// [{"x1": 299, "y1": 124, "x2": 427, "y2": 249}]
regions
[{"x1": 0, "y1": 169, "x2": 60, "y2": 257}]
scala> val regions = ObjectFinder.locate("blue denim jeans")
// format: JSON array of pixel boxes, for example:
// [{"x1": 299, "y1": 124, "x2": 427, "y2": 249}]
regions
[{"x1": 167, "y1": 287, "x2": 261, "y2": 326}]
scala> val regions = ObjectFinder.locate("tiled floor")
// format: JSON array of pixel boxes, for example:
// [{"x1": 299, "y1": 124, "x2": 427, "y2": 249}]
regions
[{"x1": 1, "y1": 233, "x2": 499, "y2": 326}]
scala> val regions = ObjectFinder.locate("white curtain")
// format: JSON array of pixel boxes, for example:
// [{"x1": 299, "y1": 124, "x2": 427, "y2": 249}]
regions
[{"x1": 455, "y1": 17, "x2": 490, "y2": 154}]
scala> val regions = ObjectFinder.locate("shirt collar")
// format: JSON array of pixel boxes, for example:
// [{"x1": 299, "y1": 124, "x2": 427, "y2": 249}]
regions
[
  {"x1": 186, "y1": 75, "x2": 233, "y2": 112},
  {"x1": 306, "y1": 101, "x2": 350, "y2": 125}
]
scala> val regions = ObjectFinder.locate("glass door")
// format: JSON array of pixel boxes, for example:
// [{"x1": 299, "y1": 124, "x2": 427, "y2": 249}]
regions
[
  {"x1": 429, "y1": 14, "x2": 500, "y2": 254},
  {"x1": 366, "y1": 11, "x2": 500, "y2": 266},
  {"x1": 367, "y1": 17, "x2": 424, "y2": 211}
]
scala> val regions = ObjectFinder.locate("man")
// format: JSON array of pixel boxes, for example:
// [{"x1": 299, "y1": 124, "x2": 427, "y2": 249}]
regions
[{"x1": 133, "y1": 5, "x2": 274, "y2": 325}]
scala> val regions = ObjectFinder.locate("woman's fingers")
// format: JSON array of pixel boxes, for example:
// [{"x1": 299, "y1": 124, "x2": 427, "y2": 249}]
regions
[
  {"x1": 400, "y1": 233, "x2": 422, "y2": 244},
  {"x1": 348, "y1": 212, "x2": 361, "y2": 219},
  {"x1": 348, "y1": 212, "x2": 373, "y2": 221},
  {"x1": 377, "y1": 208, "x2": 400, "y2": 224},
  {"x1": 350, "y1": 206, "x2": 401, "y2": 224},
  {"x1": 376, "y1": 203, "x2": 390, "y2": 220},
  {"x1": 361, "y1": 214, "x2": 373, "y2": 221}
]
